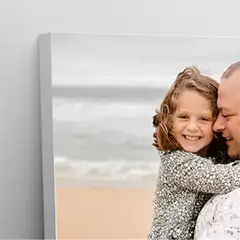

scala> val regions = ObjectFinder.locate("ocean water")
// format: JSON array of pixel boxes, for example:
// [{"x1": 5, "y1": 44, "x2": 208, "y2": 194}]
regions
[{"x1": 52, "y1": 86, "x2": 166, "y2": 187}]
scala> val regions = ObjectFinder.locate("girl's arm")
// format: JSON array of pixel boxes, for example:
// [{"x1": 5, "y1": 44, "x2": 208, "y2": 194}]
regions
[{"x1": 161, "y1": 150, "x2": 240, "y2": 194}]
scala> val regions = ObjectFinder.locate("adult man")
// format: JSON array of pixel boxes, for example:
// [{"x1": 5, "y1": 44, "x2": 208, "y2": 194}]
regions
[{"x1": 194, "y1": 61, "x2": 240, "y2": 240}]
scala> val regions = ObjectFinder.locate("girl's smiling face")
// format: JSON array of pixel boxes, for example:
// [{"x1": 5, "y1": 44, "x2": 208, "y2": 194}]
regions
[{"x1": 172, "y1": 90, "x2": 214, "y2": 155}]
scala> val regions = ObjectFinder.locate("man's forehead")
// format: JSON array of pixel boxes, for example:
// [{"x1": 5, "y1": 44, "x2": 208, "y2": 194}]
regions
[
  {"x1": 220, "y1": 69, "x2": 240, "y2": 88},
  {"x1": 218, "y1": 72, "x2": 240, "y2": 110}
]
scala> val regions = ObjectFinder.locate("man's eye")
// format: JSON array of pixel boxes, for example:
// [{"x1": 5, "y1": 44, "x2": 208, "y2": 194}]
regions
[{"x1": 222, "y1": 114, "x2": 231, "y2": 120}]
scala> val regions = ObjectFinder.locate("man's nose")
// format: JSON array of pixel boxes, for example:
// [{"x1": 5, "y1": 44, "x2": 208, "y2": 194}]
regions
[{"x1": 213, "y1": 114, "x2": 226, "y2": 132}]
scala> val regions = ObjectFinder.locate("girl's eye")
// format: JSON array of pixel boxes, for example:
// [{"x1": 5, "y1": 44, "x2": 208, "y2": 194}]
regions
[
  {"x1": 200, "y1": 117, "x2": 209, "y2": 121},
  {"x1": 178, "y1": 115, "x2": 188, "y2": 119}
]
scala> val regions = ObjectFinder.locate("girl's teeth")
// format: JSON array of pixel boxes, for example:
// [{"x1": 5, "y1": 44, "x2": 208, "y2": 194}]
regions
[{"x1": 185, "y1": 136, "x2": 199, "y2": 140}]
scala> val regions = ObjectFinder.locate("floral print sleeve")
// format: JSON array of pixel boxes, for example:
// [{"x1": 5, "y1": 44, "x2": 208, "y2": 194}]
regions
[
  {"x1": 160, "y1": 150, "x2": 240, "y2": 194},
  {"x1": 194, "y1": 188, "x2": 240, "y2": 240}
]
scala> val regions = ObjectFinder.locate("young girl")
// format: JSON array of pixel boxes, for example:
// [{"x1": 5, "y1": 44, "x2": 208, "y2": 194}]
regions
[{"x1": 148, "y1": 66, "x2": 240, "y2": 240}]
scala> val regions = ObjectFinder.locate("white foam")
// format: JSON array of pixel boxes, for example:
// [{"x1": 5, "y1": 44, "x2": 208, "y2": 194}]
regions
[{"x1": 54, "y1": 157, "x2": 159, "y2": 182}]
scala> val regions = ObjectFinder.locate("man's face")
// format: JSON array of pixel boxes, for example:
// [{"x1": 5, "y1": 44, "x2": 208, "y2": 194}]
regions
[{"x1": 213, "y1": 69, "x2": 240, "y2": 159}]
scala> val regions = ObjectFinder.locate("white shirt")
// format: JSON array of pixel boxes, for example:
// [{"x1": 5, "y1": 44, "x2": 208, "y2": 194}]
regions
[{"x1": 194, "y1": 188, "x2": 240, "y2": 240}]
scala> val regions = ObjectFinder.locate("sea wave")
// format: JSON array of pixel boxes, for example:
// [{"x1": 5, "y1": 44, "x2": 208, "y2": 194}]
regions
[
  {"x1": 54, "y1": 156, "x2": 160, "y2": 183},
  {"x1": 52, "y1": 99, "x2": 158, "y2": 122}
]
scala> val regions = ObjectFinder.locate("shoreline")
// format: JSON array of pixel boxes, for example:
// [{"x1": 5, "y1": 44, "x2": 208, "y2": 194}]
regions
[{"x1": 55, "y1": 178, "x2": 157, "y2": 189}]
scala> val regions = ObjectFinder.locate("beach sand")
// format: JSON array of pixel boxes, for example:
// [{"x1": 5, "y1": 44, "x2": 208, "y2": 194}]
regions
[{"x1": 56, "y1": 185, "x2": 155, "y2": 239}]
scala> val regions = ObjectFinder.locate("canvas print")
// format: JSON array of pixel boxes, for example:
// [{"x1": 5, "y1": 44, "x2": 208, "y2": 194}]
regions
[{"x1": 40, "y1": 33, "x2": 239, "y2": 239}]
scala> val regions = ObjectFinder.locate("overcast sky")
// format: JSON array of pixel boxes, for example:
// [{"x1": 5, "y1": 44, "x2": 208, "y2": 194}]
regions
[{"x1": 51, "y1": 34, "x2": 239, "y2": 87}]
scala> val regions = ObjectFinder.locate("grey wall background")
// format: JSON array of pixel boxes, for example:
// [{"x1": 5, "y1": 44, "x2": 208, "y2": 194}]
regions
[{"x1": 0, "y1": 0, "x2": 239, "y2": 238}]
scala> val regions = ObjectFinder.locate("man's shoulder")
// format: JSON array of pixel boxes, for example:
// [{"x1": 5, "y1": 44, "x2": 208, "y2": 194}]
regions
[
  {"x1": 219, "y1": 187, "x2": 240, "y2": 207},
  {"x1": 194, "y1": 188, "x2": 240, "y2": 239},
  {"x1": 200, "y1": 187, "x2": 240, "y2": 219},
  {"x1": 212, "y1": 187, "x2": 240, "y2": 205}
]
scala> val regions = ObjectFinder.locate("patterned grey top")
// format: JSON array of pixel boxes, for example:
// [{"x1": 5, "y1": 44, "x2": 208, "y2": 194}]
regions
[{"x1": 148, "y1": 150, "x2": 240, "y2": 240}]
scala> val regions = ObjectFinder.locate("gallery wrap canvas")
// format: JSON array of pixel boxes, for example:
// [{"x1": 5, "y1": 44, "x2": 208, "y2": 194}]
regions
[{"x1": 39, "y1": 33, "x2": 240, "y2": 239}]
